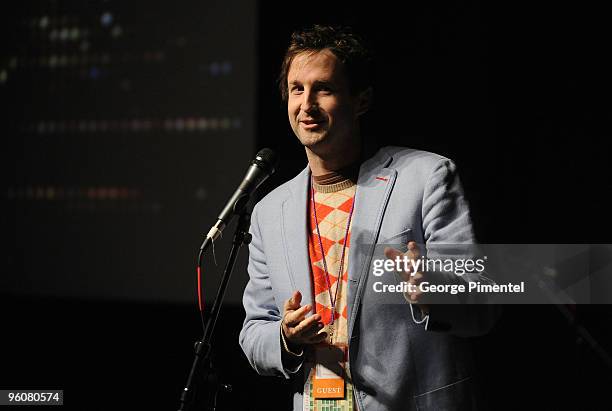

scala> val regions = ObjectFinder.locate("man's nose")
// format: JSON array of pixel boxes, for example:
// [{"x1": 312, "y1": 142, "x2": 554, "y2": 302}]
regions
[{"x1": 300, "y1": 90, "x2": 318, "y2": 113}]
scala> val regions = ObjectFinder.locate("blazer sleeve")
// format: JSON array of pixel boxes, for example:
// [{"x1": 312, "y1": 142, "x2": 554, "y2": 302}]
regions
[
  {"x1": 238, "y1": 203, "x2": 304, "y2": 378},
  {"x1": 416, "y1": 158, "x2": 501, "y2": 337}
]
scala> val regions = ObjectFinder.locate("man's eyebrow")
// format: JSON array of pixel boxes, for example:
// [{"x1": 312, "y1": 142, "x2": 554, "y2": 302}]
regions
[
  {"x1": 313, "y1": 80, "x2": 336, "y2": 87},
  {"x1": 288, "y1": 80, "x2": 335, "y2": 85}
]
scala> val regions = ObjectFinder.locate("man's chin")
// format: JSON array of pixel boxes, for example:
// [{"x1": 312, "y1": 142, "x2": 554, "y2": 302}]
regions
[{"x1": 296, "y1": 131, "x2": 328, "y2": 148}]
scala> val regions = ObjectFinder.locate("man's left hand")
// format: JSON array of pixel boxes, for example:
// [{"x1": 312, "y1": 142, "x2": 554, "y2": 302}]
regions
[{"x1": 384, "y1": 241, "x2": 429, "y2": 314}]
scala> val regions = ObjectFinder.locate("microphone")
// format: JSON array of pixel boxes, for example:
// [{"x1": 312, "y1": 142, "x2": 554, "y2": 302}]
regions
[{"x1": 200, "y1": 148, "x2": 278, "y2": 251}]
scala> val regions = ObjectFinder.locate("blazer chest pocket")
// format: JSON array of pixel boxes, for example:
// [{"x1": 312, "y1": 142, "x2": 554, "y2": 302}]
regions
[{"x1": 378, "y1": 228, "x2": 412, "y2": 250}]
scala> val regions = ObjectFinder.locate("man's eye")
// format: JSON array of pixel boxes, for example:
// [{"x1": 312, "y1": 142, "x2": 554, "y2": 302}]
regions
[{"x1": 291, "y1": 87, "x2": 303, "y2": 95}]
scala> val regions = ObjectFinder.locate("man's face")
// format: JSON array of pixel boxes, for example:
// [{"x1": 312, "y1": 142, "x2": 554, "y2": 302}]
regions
[{"x1": 287, "y1": 49, "x2": 363, "y2": 155}]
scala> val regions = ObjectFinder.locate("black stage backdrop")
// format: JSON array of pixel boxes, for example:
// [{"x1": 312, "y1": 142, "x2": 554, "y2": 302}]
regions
[
  {"x1": 2, "y1": 1, "x2": 611, "y2": 410},
  {"x1": 1, "y1": 0, "x2": 256, "y2": 303}
]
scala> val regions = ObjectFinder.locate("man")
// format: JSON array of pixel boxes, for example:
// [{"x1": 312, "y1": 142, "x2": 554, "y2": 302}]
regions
[{"x1": 240, "y1": 25, "x2": 497, "y2": 410}]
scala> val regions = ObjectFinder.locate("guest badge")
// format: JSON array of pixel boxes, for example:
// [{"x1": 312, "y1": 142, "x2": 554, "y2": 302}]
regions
[{"x1": 312, "y1": 345, "x2": 346, "y2": 399}]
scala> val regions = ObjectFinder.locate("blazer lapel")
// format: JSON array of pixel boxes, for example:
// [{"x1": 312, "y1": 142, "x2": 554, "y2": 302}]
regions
[
  {"x1": 347, "y1": 149, "x2": 396, "y2": 339},
  {"x1": 282, "y1": 167, "x2": 314, "y2": 307}
]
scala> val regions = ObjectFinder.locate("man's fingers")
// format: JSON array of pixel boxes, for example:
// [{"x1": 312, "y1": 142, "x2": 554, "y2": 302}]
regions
[
  {"x1": 407, "y1": 290, "x2": 422, "y2": 303},
  {"x1": 409, "y1": 272, "x2": 424, "y2": 284},
  {"x1": 284, "y1": 304, "x2": 313, "y2": 327},
  {"x1": 292, "y1": 291, "x2": 302, "y2": 306},
  {"x1": 291, "y1": 313, "x2": 322, "y2": 335},
  {"x1": 384, "y1": 246, "x2": 402, "y2": 260},
  {"x1": 385, "y1": 247, "x2": 410, "y2": 276},
  {"x1": 400, "y1": 269, "x2": 423, "y2": 282},
  {"x1": 300, "y1": 321, "x2": 329, "y2": 344},
  {"x1": 283, "y1": 291, "x2": 302, "y2": 312},
  {"x1": 386, "y1": 246, "x2": 423, "y2": 281},
  {"x1": 408, "y1": 241, "x2": 420, "y2": 259}
]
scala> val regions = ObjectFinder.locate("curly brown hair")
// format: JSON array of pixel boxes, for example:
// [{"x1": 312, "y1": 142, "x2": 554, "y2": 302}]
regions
[{"x1": 278, "y1": 25, "x2": 373, "y2": 101}]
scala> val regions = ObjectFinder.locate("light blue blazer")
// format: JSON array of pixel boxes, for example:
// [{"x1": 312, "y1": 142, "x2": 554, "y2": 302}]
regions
[{"x1": 239, "y1": 147, "x2": 498, "y2": 410}]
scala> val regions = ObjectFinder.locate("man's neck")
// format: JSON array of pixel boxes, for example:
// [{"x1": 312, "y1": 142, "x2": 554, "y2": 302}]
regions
[{"x1": 305, "y1": 144, "x2": 361, "y2": 176}]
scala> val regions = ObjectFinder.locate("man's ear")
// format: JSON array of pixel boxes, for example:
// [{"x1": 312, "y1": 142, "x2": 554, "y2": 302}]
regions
[{"x1": 356, "y1": 87, "x2": 373, "y2": 117}]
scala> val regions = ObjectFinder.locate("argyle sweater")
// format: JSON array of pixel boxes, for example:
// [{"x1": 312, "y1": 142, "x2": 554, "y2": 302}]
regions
[{"x1": 304, "y1": 178, "x2": 357, "y2": 411}]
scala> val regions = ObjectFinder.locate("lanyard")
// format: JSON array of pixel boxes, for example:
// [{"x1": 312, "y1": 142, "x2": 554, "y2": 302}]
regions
[{"x1": 310, "y1": 177, "x2": 355, "y2": 326}]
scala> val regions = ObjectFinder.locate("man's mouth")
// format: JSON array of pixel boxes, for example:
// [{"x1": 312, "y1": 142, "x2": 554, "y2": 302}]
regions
[{"x1": 300, "y1": 119, "x2": 325, "y2": 130}]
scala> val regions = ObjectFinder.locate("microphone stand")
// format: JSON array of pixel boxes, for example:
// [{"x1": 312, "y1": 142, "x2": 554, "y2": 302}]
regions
[{"x1": 177, "y1": 211, "x2": 252, "y2": 411}]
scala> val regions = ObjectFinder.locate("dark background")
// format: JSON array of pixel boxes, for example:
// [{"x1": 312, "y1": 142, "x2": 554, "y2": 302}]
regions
[{"x1": 2, "y1": 1, "x2": 612, "y2": 410}]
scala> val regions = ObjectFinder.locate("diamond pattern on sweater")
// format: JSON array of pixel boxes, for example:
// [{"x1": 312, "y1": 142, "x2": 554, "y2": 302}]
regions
[{"x1": 305, "y1": 182, "x2": 357, "y2": 411}]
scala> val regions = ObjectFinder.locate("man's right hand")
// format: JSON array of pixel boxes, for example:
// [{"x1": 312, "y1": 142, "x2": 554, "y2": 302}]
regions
[{"x1": 282, "y1": 291, "x2": 327, "y2": 349}]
